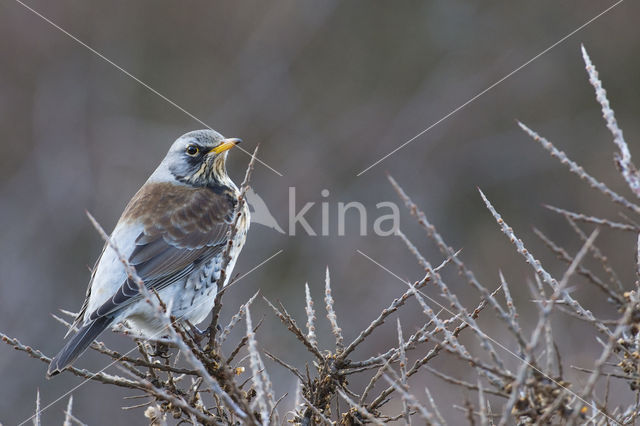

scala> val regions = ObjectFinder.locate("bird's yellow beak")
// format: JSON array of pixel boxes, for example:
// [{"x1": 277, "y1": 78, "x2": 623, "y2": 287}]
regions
[{"x1": 211, "y1": 138, "x2": 242, "y2": 154}]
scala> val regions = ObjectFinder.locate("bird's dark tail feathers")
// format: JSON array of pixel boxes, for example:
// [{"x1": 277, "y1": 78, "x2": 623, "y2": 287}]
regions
[{"x1": 47, "y1": 316, "x2": 112, "y2": 377}]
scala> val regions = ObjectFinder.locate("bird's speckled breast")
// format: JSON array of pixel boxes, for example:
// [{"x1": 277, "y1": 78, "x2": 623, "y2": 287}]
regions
[{"x1": 117, "y1": 198, "x2": 250, "y2": 337}]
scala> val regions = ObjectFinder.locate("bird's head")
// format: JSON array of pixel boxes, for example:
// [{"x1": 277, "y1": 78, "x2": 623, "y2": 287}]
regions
[{"x1": 160, "y1": 129, "x2": 242, "y2": 188}]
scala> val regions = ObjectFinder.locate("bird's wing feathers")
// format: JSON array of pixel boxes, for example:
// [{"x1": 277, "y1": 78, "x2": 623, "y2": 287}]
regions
[
  {"x1": 67, "y1": 242, "x2": 108, "y2": 337},
  {"x1": 88, "y1": 183, "x2": 237, "y2": 321}
]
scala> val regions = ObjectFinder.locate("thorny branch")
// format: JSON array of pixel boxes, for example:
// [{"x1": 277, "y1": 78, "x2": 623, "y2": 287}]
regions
[{"x1": 3, "y1": 47, "x2": 640, "y2": 425}]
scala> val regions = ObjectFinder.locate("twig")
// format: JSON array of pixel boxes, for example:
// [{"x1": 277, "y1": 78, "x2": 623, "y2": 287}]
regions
[
  {"x1": 226, "y1": 317, "x2": 264, "y2": 364},
  {"x1": 217, "y1": 290, "x2": 260, "y2": 347},
  {"x1": 245, "y1": 306, "x2": 269, "y2": 424},
  {"x1": 381, "y1": 373, "x2": 439, "y2": 425},
  {"x1": 425, "y1": 366, "x2": 508, "y2": 398},
  {"x1": 63, "y1": 396, "x2": 73, "y2": 426},
  {"x1": 477, "y1": 379, "x2": 489, "y2": 426},
  {"x1": 264, "y1": 351, "x2": 305, "y2": 382},
  {"x1": 300, "y1": 394, "x2": 334, "y2": 425},
  {"x1": 339, "y1": 270, "x2": 431, "y2": 362},
  {"x1": 396, "y1": 319, "x2": 411, "y2": 425},
  {"x1": 478, "y1": 189, "x2": 611, "y2": 338},
  {"x1": 545, "y1": 205, "x2": 638, "y2": 232},
  {"x1": 263, "y1": 297, "x2": 323, "y2": 360},
  {"x1": 564, "y1": 216, "x2": 624, "y2": 293},
  {"x1": 33, "y1": 389, "x2": 40, "y2": 426},
  {"x1": 493, "y1": 224, "x2": 601, "y2": 426},
  {"x1": 390, "y1": 178, "x2": 526, "y2": 354},
  {"x1": 1, "y1": 332, "x2": 145, "y2": 390},
  {"x1": 517, "y1": 121, "x2": 640, "y2": 215},
  {"x1": 582, "y1": 45, "x2": 640, "y2": 199},
  {"x1": 533, "y1": 227, "x2": 623, "y2": 304},
  {"x1": 337, "y1": 389, "x2": 384, "y2": 425},
  {"x1": 573, "y1": 298, "x2": 636, "y2": 415},
  {"x1": 324, "y1": 268, "x2": 344, "y2": 352},
  {"x1": 305, "y1": 283, "x2": 318, "y2": 349},
  {"x1": 424, "y1": 387, "x2": 446, "y2": 425},
  {"x1": 208, "y1": 145, "x2": 259, "y2": 343}
]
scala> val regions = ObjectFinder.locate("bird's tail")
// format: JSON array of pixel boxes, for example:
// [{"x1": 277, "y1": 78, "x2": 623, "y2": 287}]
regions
[{"x1": 47, "y1": 316, "x2": 112, "y2": 377}]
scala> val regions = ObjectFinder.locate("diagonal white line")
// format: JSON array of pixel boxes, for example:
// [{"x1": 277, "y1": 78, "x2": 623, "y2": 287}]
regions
[
  {"x1": 356, "y1": 249, "x2": 620, "y2": 425},
  {"x1": 224, "y1": 249, "x2": 284, "y2": 292},
  {"x1": 17, "y1": 249, "x2": 284, "y2": 426},
  {"x1": 12, "y1": 0, "x2": 284, "y2": 177},
  {"x1": 356, "y1": 0, "x2": 626, "y2": 176}
]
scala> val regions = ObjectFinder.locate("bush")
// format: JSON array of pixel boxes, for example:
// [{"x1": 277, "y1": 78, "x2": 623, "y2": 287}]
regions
[{"x1": 3, "y1": 45, "x2": 640, "y2": 425}]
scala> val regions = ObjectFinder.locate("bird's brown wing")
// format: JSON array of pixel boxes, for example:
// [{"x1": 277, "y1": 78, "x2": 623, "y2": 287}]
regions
[{"x1": 90, "y1": 183, "x2": 237, "y2": 320}]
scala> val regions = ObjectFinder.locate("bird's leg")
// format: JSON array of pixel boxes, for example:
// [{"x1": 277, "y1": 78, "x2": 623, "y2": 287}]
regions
[
  {"x1": 149, "y1": 342, "x2": 171, "y2": 358},
  {"x1": 185, "y1": 320, "x2": 209, "y2": 346},
  {"x1": 186, "y1": 320, "x2": 209, "y2": 336},
  {"x1": 204, "y1": 323, "x2": 224, "y2": 341}
]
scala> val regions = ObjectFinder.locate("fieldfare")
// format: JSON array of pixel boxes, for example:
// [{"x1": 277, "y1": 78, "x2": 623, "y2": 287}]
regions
[{"x1": 48, "y1": 129, "x2": 250, "y2": 376}]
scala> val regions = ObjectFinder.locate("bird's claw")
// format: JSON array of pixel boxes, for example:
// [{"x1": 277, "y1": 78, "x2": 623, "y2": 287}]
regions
[
  {"x1": 185, "y1": 321, "x2": 209, "y2": 346},
  {"x1": 149, "y1": 342, "x2": 170, "y2": 358}
]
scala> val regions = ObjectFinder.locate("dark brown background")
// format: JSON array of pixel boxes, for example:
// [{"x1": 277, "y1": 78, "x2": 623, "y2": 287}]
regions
[{"x1": 1, "y1": 1, "x2": 639, "y2": 423}]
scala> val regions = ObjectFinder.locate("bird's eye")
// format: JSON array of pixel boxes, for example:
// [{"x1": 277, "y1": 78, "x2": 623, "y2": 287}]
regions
[{"x1": 186, "y1": 145, "x2": 199, "y2": 156}]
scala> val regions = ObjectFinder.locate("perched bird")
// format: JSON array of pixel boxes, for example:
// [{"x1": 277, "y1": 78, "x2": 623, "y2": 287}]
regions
[{"x1": 48, "y1": 129, "x2": 250, "y2": 377}]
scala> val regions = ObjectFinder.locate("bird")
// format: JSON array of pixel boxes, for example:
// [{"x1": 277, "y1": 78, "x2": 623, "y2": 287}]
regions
[{"x1": 47, "y1": 129, "x2": 250, "y2": 377}]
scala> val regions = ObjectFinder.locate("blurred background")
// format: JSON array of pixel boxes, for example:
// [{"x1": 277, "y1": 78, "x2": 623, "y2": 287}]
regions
[{"x1": 1, "y1": 1, "x2": 640, "y2": 423}]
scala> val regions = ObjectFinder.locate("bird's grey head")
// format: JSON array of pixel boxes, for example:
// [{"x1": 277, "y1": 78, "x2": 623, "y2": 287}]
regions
[{"x1": 154, "y1": 130, "x2": 242, "y2": 188}]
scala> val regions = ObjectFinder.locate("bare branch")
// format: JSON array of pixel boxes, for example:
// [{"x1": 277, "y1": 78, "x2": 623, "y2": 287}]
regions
[
  {"x1": 582, "y1": 45, "x2": 640, "y2": 198},
  {"x1": 545, "y1": 205, "x2": 638, "y2": 232},
  {"x1": 304, "y1": 283, "x2": 318, "y2": 349},
  {"x1": 263, "y1": 297, "x2": 324, "y2": 360},
  {"x1": 478, "y1": 189, "x2": 611, "y2": 337},
  {"x1": 245, "y1": 306, "x2": 269, "y2": 424},
  {"x1": 518, "y1": 121, "x2": 640, "y2": 215},
  {"x1": 324, "y1": 267, "x2": 344, "y2": 351}
]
